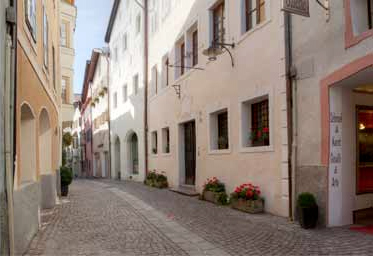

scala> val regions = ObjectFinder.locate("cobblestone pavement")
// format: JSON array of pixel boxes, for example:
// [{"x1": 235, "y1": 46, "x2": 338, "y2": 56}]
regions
[{"x1": 26, "y1": 179, "x2": 373, "y2": 256}]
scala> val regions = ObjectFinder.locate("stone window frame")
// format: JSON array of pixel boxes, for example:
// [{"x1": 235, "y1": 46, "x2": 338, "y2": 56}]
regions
[
  {"x1": 239, "y1": 91, "x2": 274, "y2": 153},
  {"x1": 344, "y1": 0, "x2": 373, "y2": 49},
  {"x1": 207, "y1": 103, "x2": 232, "y2": 155}
]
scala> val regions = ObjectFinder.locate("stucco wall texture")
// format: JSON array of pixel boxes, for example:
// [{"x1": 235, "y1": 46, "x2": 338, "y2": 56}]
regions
[
  {"x1": 291, "y1": 0, "x2": 373, "y2": 226},
  {"x1": 147, "y1": 0, "x2": 289, "y2": 217}
]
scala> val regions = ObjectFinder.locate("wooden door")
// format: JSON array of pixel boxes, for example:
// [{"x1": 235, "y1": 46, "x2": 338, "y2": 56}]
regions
[{"x1": 184, "y1": 121, "x2": 196, "y2": 185}]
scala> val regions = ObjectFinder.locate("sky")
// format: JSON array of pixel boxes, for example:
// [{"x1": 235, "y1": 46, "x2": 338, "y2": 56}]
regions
[{"x1": 74, "y1": 0, "x2": 114, "y2": 94}]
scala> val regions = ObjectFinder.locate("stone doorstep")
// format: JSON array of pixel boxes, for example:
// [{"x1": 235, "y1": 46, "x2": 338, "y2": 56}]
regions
[{"x1": 169, "y1": 185, "x2": 200, "y2": 197}]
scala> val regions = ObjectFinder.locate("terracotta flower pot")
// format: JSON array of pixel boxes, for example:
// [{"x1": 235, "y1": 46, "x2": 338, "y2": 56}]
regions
[{"x1": 231, "y1": 198, "x2": 264, "y2": 214}]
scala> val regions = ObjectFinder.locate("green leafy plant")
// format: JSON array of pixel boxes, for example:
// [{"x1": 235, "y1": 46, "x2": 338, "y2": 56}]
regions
[
  {"x1": 297, "y1": 192, "x2": 317, "y2": 208},
  {"x1": 144, "y1": 170, "x2": 168, "y2": 189},
  {"x1": 203, "y1": 177, "x2": 226, "y2": 193},
  {"x1": 60, "y1": 166, "x2": 73, "y2": 186},
  {"x1": 63, "y1": 132, "x2": 73, "y2": 148}
]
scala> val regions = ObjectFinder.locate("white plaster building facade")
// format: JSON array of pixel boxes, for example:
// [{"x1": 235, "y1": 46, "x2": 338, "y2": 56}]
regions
[
  {"x1": 292, "y1": 0, "x2": 373, "y2": 226},
  {"x1": 146, "y1": 0, "x2": 290, "y2": 217},
  {"x1": 106, "y1": 0, "x2": 145, "y2": 182},
  {"x1": 91, "y1": 52, "x2": 111, "y2": 178}
]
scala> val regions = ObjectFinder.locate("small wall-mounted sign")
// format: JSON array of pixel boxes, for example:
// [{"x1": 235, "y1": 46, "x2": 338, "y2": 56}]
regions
[{"x1": 282, "y1": 0, "x2": 310, "y2": 17}]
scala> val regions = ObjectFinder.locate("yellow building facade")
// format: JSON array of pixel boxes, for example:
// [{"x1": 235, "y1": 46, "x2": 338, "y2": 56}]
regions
[{"x1": 14, "y1": 0, "x2": 61, "y2": 254}]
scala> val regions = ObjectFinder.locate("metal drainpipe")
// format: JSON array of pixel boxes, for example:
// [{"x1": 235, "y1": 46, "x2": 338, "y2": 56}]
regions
[
  {"x1": 284, "y1": 12, "x2": 294, "y2": 221},
  {"x1": 143, "y1": 0, "x2": 149, "y2": 179},
  {"x1": 7, "y1": 0, "x2": 17, "y2": 253},
  {"x1": 105, "y1": 52, "x2": 112, "y2": 179}
]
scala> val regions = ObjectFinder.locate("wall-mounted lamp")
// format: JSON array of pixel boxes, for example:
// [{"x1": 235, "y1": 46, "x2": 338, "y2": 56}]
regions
[{"x1": 202, "y1": 42, "x2": 235, "y2": 67}]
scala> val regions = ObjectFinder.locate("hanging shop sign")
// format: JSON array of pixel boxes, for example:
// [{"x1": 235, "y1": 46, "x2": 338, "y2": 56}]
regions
[{"x1": 282, "y1": 0, "x2": 310, "y2": 17}]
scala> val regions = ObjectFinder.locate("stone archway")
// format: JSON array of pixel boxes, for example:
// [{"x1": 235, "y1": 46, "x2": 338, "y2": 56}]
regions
[
  {"x1": 114, "y1": 136, "x2": 121, "y2": 179},
  {"x1": 20, "y1": 103, "x2": 36, "y2": 184},
  {"x1": 39, "y1": 108, "x2": 56, "y2": 209},
  {"x1": 39, "y1": 108, "x2": 52, "y2": 175},
  {"x1": 129, "y1": 133, "x2": 139, "y2": 175}
]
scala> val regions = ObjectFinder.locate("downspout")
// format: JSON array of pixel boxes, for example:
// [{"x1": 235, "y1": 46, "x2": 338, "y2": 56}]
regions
[
  {"x1": 284, "y1": 12, "x2": 295, "y2": 221},
  {"x1": 143, "y1": 0, "x2": 149, "y2": 178},
  {"x1": 7, "y1": 0, "x2": 17, "y2": 254},
  {"x1": 105, "y1": 52, "x2": 112, "y2": 179}
]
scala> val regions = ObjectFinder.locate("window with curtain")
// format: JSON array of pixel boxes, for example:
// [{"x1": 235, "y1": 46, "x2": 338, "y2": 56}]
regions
[{"x1": 217, "y1": 111, "x2": 229, "y2": 150}]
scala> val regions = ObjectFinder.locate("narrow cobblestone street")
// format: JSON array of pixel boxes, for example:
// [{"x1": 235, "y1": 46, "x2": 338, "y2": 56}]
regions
[{"x1": 26, "y1": 179, "x2": 373, "y2": 256}]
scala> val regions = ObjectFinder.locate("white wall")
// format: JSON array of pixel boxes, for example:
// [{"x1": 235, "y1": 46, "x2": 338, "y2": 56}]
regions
[
  {"x1": 109, "y1": 0, "x2": 145, "y2": 182},
  {"x1": 147, "y1": 0, "x2": 289, "y2": 217}
]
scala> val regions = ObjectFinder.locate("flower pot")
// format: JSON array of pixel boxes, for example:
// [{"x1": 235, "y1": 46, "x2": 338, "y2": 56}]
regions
[
  {"x1": 298, "y1": 205, "x2": 318, "y2": 229},
  {"x1": 203, "y1": 190, "x2": 220, "y2": 204},
  {"x1": 61, "y1": 185, "x2": 69, "y2": 197},
  {"x1": 231, "y1": 198, "x2": 264, "y2": 214}
]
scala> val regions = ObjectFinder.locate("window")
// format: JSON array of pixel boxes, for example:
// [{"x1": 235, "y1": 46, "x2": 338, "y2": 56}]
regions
[
  {"x1": 245, "y1": 0, "x2": 266, "y2": 32},
  {"x1": 212, "y1": 1, "x2": 225, "y2": 43},
  {"x1": 61, "y1": 77, "x2": 68, "y2": 104},
  {"x1": 136, "y1": 14, "x2": 141, "y2": 35},
  {"x1": 368, "y1": 0, "x2": 373, "y2": 29},
  {"x1": 60, "y1": 22, "x2": 68, "y2": 47},
  {"x1": 25, "y1": 0, "x2": 37, "y2": 41},
  {"x1": 162, "y1": 127, "x2": 170, "y2": 153},
  {"x1": 43, "y1": 7, "x2": 48, "y2": 68},
  {"x1": 209, "y1": 109, "x2": 229, "y2": 151},
  {"x1": 162, "y1": 0, "x2": 171, "y2": 21},
  {"x1": 162, "y1": 55, "x2": 169, "y2": 87},
  {"x1": 52, "y1": 46, "x2": 56, "y2": 90},
  {"x1": 113, "y1": 92, "x2": 118, "y2": 108},
  {"x1": 152, "y1": 65, "x2": 158, "y2": 95},
  {"x1": 251, "y1": 99, "x2": 269, "y2": 146},
  {"x1": 123, "y1": 33, "x2": 128, "y2": 51},
  {"x1": 180, "y1": 42, "x2": 185, "y2": 76},
  {"x1": 151, "y1": 131, "x2": 158, "y2": 154},
  {"x1": 133, "y1": 74, "x2": 139, "y2": 95},
  {"x1": 123, "y1": 85, "x2": 128, "y2": 102},
  {"x1": 241, "y1": 97, "x2": 269, "y2": 148},
  {"x1": 192, "y1": 30, "x2": 198, "y2": 66},
  {"x1": 350, "y1": 0, "x2": 373, "y2": 35},
  {"x1": 151, "y1": 10, "x2": 159, "y2": 35}
]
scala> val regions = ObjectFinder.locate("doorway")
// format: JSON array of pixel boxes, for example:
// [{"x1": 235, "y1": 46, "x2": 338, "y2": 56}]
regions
[
  {"x1": 130, "y1": 133, "x2": 139, "y2": 175},
  {"x1": 184, "y1": 121, "x2": 196, "y2": 185},
  {"x1": 114, "y1": 137, "x2": 121, "y2": 179}
]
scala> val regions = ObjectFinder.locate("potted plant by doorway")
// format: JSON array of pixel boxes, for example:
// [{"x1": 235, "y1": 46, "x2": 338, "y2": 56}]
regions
[
  {"x1": 60, "y1": 166, "x2": 73, "y2": 196},
  {"x1": 297, "y1": 192, "x2": 318, "y2": 229},
  {"x1": 230, "y1": 183, "x2": 264, "y2": 214},
  {"x1": 201, "y1": 177, "x2": 228, "y2": 205}
]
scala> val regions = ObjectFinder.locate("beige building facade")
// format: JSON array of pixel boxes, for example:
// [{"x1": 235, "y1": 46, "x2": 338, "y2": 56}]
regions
[
  {"x1": 292, "y1": 0, "x2": 373, "y2": 226},
  {"x1": 14, "y1": 0, "x2": 62, "y2": 254},
  {"x1": 60, "y1": 0, "x2": 77, "y2": 130},
  {"x1": 146, "y1": 0, "x2": 291, "y2": 217}
]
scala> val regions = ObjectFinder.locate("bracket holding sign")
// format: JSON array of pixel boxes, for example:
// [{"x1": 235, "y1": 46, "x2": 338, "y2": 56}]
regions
[{"x1": 282, "y1": 0, "x2": 330, "y2": 21}]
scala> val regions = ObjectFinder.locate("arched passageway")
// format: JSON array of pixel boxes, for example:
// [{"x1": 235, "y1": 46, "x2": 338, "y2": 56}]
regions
[{"x1": 20, "y1": 104, "x2": 36, "y2": 183}]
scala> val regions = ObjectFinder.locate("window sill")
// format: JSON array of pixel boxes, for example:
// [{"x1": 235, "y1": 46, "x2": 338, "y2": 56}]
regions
[
  {"x1": 239, "y1": 145, "x2": 274, "y2": 154},
  {"x1": 161, "y1": 152, "x2": 172, "y2": 157},
  {"x1": 237, "y1": 19, "x2": 271, "y2": 46},
  {"x1": 208, "y1": 149, "x2": 231, "y2": 155}
]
